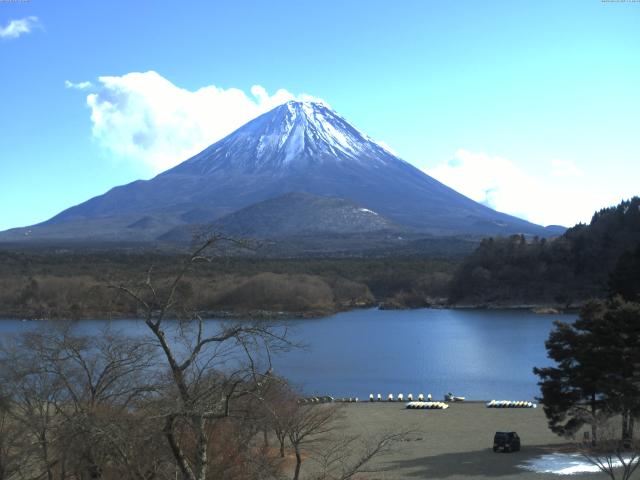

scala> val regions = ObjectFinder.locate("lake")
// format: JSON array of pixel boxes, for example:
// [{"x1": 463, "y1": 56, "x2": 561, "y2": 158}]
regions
[
  {"x1": 0, "y1": 308, "x2": 574, "y2": 401},
  {"x1": 273, "y1": 308, "x2": 573, "y2": 401}
]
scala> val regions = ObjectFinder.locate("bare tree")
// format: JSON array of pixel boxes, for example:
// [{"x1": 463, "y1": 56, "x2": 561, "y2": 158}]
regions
[
  {"x1": 309, "y1": 431, "x2": 411, "y2": 480},
  {"x1": 0, "y1": 393, "x2": 27, "y2": 480},
  {"x1": 287, "y1": 403, "x2": 340, "y2": 480},
  {"x1": 75, "y1": 405, "x2": 172, "y2": 480},
  {"x1": 579, "y1": 417, "x2": 640, "y2": 480},
  {"x1": 0, "y1": 323, "x2": 161, "y2": 480},
  {"x1": 0, "y1": 346, "x2": 64, "y2": 480},
  {"x1": 112, "y1": 236, "x2": 291, "y2": 480},
  {"x1": 35, "y1": 326, "x2": 158, "y2": 479},
  {"x1": 259, "y1": 375, "x2": 298, "y2": 458}
]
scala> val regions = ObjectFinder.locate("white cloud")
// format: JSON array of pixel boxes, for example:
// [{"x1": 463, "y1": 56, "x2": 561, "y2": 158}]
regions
[
  {"x1": 84, "y1": 71, "x2": 322, "y2": 172},
  {"x1": 551, "y1": 158, "x2": 584, "y2": 178},
  {"x1": 428, "y1": 149, "x2": 539, "y2": 219},
  {"x1": 426, "y1": 149, "x2": 613, "y2": 227},
  {"x1": 0, "y1": 16, "x2": 40, "y2": 39},
  {"x1": 65, "y1": 80, "x2": 93, "y2": 90}
]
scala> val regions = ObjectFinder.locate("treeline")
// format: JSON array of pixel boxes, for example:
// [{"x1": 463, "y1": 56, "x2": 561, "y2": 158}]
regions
[
  {"x1": 450, "y1": 197, "x2": 640, "y2": 306},
  {"x1": 0, "y1": 253, "x2": 456, "y2": 319}
]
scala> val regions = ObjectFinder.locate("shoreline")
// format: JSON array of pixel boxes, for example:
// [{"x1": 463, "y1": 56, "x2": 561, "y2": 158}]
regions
[{"x1": 0, "y1": 302, "x2": 579, "y2": 322}]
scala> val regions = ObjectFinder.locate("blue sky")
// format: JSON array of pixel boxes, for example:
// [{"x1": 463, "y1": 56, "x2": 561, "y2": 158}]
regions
[{"x1": 1, "y1": 0, "x2": 639, "y2": 230}]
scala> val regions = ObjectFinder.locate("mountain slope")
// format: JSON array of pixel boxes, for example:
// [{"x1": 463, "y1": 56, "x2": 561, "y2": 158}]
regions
[
  {"x1": 1, "y1": 101, "x2": 560, "y2": 245},
  {"x1": 166, "y1": 192, "x2": 400, "y2": 239}
]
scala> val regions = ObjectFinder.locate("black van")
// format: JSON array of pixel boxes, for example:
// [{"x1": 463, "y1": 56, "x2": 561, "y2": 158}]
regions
[{"x1": 493, "y1": 432, "x2": 521, "y2": 452}]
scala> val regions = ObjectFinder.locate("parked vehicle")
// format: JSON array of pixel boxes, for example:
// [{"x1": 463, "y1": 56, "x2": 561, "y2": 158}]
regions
[{"x1": 493, "y1": 431, "x2": 521, "y2": 452}]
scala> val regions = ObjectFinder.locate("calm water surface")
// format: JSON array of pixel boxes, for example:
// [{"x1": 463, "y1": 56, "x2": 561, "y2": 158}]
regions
[
  {"x1": 0, "y1": 308, "x2": 574, "y2": 401},
  {"x1": 273, "y1": 308, "x2": 574, "y2": 401}
]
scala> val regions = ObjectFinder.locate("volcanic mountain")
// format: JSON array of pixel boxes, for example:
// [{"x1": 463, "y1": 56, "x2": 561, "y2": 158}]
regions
[{"x1": 1, "y1": 101, "x2": 562, "y2": 246}]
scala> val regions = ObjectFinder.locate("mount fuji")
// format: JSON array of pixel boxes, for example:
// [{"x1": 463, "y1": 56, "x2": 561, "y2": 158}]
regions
[{"x1": 1, "y1": 101, "x2": 563, "y2": 248}]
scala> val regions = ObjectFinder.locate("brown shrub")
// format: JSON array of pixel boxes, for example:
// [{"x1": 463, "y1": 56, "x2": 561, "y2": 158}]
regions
[
  {"x1": 215, "y1": 273, "x2": 335, "y2": 313},
  {"x1": 326, "y1": 277, "x2": 374, "y2": 306}
]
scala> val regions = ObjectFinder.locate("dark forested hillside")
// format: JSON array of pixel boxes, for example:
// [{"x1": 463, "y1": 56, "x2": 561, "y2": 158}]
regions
[{"x1": 450, "y1": 197, "x2": 640, "y2": 306}]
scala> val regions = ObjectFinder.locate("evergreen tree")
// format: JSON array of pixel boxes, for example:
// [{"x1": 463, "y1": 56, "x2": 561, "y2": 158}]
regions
[
  {"x1": 594, "y1": 298, "x2": 640, "y2": 444},
  {"x1": 609, "y1": 244, "x2": 640, "y2": 301},
  {"x1": 534, "y1": 298, "x2": 640, "y2": 444},
  {"x1": 533, "y1": 301, "x2": 607, "y2": 443}
]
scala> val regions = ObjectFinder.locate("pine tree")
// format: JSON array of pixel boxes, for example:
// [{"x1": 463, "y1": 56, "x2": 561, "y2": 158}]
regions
[
  {"x1": 533, "y1": 301, "x2": 607, "y2": 443},
  {"x1": 609, "y1": 245, "x2": 640, "y2": 302},
  {"x1": 534, "y1": 298, "x2": 640, "y2": 445},
  {"x1": 594, "y1": 298, "x2": 640, "y2": 445}
]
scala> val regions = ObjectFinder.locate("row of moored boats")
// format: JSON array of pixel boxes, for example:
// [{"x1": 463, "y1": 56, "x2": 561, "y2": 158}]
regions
[
  {"x1": 406, "y1": 401, "x2": 449, "y2": 409},
  {"x1": 486, "y1": 400, "x2": 537, "y2": 408},
  {"x1": 298, "y1": 397, "x2": 537, "y2": 408},
  {"x1": 369, "y1": 393, "x2": 434, "y2": 402}
]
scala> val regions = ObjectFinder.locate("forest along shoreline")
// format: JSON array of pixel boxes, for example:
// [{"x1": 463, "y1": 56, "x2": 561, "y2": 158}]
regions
[
  {"x1": 2, "y1": 197, "x2": 639, "y2": 321},
  {"x1": 0, "y1": 250, "x2": 453, "y2": 321},
  {"x1": 0, "y1": 304, "x2": 576, "y2": 322},
  {"x1": 0, "y1": 247, "x2": 577, "y2": 321},
  {"x1": 0, "y1": 245, "x2": 618, "y2": 321},
  {"x1": 0, "y1": 249, "x2": 615, "y2": 321}
]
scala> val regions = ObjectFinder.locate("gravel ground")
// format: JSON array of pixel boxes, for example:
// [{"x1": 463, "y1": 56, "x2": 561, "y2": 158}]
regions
[{"x1": 320, "y1": 402, "x2": 611, "y2": 480}]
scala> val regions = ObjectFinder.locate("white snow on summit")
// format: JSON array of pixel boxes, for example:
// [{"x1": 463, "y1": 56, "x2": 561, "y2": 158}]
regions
[
  {"x1": 181, "y1": 100, "x2": 408, "y2": 174},
  {"x1": 251, "y1": 101, "x2": 395, "y2": 166}
]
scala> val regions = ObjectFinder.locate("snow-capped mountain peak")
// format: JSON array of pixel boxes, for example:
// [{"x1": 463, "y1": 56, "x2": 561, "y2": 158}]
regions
[
  {"x1": 277, "y1": 101, "x2": 367, "y2": 158},
  {"x1": 177, "y1": 100, "x2": 400, "y2": 174}
]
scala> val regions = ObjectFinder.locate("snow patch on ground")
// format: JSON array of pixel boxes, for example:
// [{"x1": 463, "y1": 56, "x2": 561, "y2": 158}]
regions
[
  {"x1": 519, "y1": 453, "x2": 637, "y2": 475},
  {"x1": 283, "y1": 124, "x2": 305, "y2": 163},
  {"x1": 358, "y1": 208, "x2": 378, "y2": 215}
]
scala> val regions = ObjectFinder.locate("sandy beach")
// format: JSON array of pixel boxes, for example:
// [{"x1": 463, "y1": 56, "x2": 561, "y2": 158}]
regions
[{"x1": 320, "y1": 402, "x2": 611, "y2": 480}]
